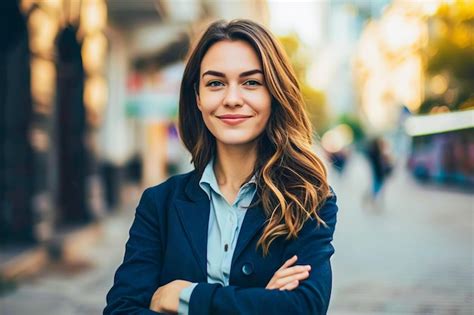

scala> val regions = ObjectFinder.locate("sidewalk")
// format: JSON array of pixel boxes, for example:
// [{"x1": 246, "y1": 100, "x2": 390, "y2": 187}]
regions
[
  {"x1": 0, "y1": 181, "x2": 140, "y2": 315},
  {"x1": 328, "y1": 152, "x2": 473, "y2": 315},
  {"x1": 0, "y1": 192, "x2": 137, "y2": 315}
]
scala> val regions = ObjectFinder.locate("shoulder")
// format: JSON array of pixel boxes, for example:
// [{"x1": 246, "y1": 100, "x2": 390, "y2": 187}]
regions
[
  {"x1": 326, "y1": 185, "x2": 337, "y2": 208},
  {"x1": 281, "y1": 186, "x2": 338, "y2": 259},
  {"x1": 141, "y1": 170, "x2": 197, "y2": 205},
  {"x1": 298, "y1": 185, "x2": 338, "y2": 234},
  {"x1": 318, "y1": 185, "x2": 338, "y2": 223}
]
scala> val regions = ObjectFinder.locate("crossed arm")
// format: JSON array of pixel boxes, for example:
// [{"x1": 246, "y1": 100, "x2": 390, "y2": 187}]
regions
[
  {"x1": 104, "y1": 189, "x2": 338, "y2": 315},
  {"x1": 150, "y1": 254, "x2": 312, "y2": 313},
  {"x1": 185, "y1": 197, "x2": 337, "y2": 315}
]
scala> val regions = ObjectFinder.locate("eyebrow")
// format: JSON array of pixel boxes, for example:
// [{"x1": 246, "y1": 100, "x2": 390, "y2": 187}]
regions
[{"x1": 201, "y1": 69, "x2": 263, "y2": 78}]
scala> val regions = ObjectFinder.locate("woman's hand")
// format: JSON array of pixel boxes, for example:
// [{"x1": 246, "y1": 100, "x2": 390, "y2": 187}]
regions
[
  {"x1": 266, "y1": 255, "x2": 311, "y2": 291},
  {"x1": 149, "y1": 280, "x2": 193, "y2": 313}
]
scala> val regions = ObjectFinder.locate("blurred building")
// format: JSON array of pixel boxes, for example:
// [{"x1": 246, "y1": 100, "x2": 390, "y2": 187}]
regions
[
  {"x1": 354, "y1": 0, "x2": 474, "y2": 188},
  {"x1": 268, "y1": 0, "x2": 389, "y2": 119},
  {"x1": 354, "y1": 0, "x2": 473, "y2": 130},
  {"x1": 1, "y1": 0, "x2": 35, "y2": 244},
  {"x1": 0, "y1": 0, "x2": 269, "y2": 277},
  {"x1": 1, "y1": 0, "x2": 109, "y2": 248}
]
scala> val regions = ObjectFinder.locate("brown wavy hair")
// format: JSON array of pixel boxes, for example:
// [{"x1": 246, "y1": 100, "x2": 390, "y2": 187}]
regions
[{"x1": 179, "y1": 19, "x2": 331, "y2": 255}]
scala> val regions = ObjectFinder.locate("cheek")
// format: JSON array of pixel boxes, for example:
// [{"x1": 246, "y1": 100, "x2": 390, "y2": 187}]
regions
[
  {"x1": 258, "y1": 110, "x2": 271, "y2": 132},
  {"x1": 255, "y1": 96, "x2": 272, "y2": 122},
  {"x1": 200, "y1": 91, "x2": 222, "y2": 107},
  {"x1": 199, "y1": 102, "x2": 221, "y2": 119},
  {"x1": 200, "y1": 109, "x2": 219, "y2": 134},
  {"x1": 198, "y1": 100, "x2": 217, "y2": 117},
  {"x1": 200, "y1": 112, "x2": 214, "y2": 131}
]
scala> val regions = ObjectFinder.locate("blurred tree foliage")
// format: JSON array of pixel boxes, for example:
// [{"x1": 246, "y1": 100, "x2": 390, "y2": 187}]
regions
[
  {"x1": 278, "y1": 34, "x2": 329, "y2": 135},
  {"x1": 421, "y1": 0, "x2": 474, "y2": 113},
  {"x1": 337, "y1": 113, "x2": 365, "y2": 143}
]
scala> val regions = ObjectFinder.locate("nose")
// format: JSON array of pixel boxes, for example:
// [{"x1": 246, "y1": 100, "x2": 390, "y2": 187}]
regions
[{"x1": 223, "y1": 84, "x2": 244, "y2": 107}]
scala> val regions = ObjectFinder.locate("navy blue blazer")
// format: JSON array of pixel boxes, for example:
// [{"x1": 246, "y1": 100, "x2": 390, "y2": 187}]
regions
[{"x1": 104, "y1": 170, "x2": 338, "y2": 315}]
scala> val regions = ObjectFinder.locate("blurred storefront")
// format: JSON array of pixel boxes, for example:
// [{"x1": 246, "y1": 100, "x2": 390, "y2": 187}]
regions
[
  {"x1": 1, "y1": 0, "x2": 268, "y2": 279},
  {"x1": 1, "y1": 0, "x2": 109, "y2": 248}
]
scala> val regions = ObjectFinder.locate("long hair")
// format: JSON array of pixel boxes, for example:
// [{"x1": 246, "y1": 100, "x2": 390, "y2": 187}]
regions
[{"x1": 179, "y1": 19, "x2": 331, "y2": 255}]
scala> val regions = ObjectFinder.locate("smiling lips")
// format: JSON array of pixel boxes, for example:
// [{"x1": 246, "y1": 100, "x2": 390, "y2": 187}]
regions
[{"x1": 216, "y1": 114, "x2": 253, "y2": 126}]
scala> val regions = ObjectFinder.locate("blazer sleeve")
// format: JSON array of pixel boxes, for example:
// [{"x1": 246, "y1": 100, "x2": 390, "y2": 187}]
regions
[
  {"x1": 188, "y1": 193, "x2": 338, "y2": 315},
  {"x1": 104, "y1": 188, "x2": 165, "y2": 315}
]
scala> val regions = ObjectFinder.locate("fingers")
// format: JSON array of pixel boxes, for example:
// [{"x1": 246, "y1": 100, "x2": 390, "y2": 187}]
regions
[
  {"x1": 266, "y1": 255, "x2": 312, "y2": 291},
  {"x1": 279, "y1": 280, "x2": 299, "y2": 291},
  {"x1": 275, "y1": 264, "x2": 311, "y2": 279},
  {"x1": 278, "y1": 255, "x2": 298, "y2": 271},
  {"x1": 274, "y1": 270, "x2": 310, "y2": 290},
  {"x1": 267, "y1": 266, "x2": 310, "y2": 289}
]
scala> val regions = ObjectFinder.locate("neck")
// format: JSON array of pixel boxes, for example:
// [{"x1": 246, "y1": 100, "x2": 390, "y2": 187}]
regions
[{"x1": 214, "y1": 141, "x2": 257, "y2": 191}]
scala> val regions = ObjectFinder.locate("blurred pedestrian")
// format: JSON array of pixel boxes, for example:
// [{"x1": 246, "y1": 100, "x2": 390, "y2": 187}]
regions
[
  {"x1": 328, "y1": 147, "x2": 350, "y2": 175},
  {"x1": 104, "y1": 19, "x2": 338, "y2": 315},
  {"x1": 364, "y1": 137, "x2": 393, "y2": 207}
]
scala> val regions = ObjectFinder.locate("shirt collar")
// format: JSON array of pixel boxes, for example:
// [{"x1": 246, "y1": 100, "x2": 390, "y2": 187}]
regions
[
  {"x1": 199, "y1": 158, "x2": 220, "y2": 199},
  {"x1": 199, "y1": 158, "x2": 257, "y2": 200}
]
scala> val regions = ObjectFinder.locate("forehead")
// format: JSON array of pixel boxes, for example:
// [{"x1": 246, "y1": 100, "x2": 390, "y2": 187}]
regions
[{"x1": 200, "y1": 40, "x2": 262, "y2": 74}]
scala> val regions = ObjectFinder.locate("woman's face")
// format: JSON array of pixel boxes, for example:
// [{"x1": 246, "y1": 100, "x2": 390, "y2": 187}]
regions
[{"x1": 197, "y1": 40, "x2": 272, "y2": 147}]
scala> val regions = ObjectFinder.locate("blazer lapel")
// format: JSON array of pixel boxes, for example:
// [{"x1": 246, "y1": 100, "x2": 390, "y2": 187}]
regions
[
  {"x1": 175, "y1": 172, "x2": 210, "y2": 279},
  {"x1": 232, "y1": 193, "x2": 267, "y2": 264},
  {"x1": 175, "y1": 172, "x2": 268, "y2": 277}
]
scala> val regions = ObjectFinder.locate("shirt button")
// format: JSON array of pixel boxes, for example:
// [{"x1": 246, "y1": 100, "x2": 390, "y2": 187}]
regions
[{"x1": 242, "y1": 263, "x2": 254, "y2": 276}]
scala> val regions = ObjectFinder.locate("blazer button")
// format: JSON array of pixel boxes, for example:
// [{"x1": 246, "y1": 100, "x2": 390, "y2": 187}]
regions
[{"x1": 242, "y1": 263, "x2": 254, "y2": 276}]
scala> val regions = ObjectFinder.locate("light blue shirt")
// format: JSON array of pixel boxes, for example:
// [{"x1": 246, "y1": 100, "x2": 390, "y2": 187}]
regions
[{"x1": 178, "y1": 159, "x2": 257, "y2": 315}]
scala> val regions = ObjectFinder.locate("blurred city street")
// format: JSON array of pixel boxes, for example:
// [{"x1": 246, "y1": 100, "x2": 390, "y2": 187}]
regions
[
  {"x1": 1, "y1": 0, "x2": 473, "y2": 314},
  {"x1": 328, "y1": 153, "x2": 473, "y2": 314},
  {"x1": 0, "y1": 152, "x2": 472, "y2": 315}
]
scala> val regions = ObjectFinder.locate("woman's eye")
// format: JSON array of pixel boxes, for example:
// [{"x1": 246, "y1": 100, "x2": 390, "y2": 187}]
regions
[
  {"x1": 206, "y1": 81, "x2": 223, "y2": 87},
  {"x1": 244, "y1": 80, "x2": 261, "y2": 86}
]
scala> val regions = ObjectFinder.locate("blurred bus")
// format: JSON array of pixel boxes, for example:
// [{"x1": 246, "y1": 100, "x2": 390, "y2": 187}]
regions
[{"x1": 405, "y1": 110, "x2": 474, "y2": 190}]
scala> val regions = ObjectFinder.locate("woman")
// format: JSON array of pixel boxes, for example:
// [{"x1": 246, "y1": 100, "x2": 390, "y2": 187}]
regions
[{"x1": 105, "y1": 19, "x2": 338, "y2": 315}]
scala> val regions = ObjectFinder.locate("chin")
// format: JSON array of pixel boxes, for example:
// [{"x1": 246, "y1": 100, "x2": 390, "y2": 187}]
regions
[
  {"x1": 210, "y1": 128, "x2": 265, "y2": 147},
  {"x1": 217, "y1": 139, "x2": 256, "y2": 146},
  {"x1": 215, "y1": 135, "x2": 260, "y2": 147}
]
